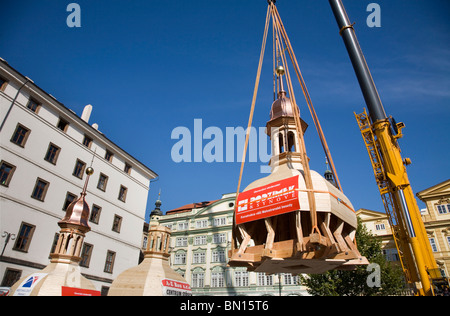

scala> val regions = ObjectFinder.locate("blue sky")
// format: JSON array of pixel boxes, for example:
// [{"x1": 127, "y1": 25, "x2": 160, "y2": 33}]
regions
[{"x1": 1, "y1": 0, "x2": 449, "y2": 219}]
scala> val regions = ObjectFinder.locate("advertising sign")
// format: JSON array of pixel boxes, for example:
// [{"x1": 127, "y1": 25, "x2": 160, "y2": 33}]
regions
[
  {"x1": 13, "y1": 273, "x2": 48, "y2": 296},
  {"x1": 161, "y1": 279, "x2": 192, "y2": 296},
  {"x1": 61, "y1": 286, "x2": 101, "y2": 296},
  {"x1": 236, "y1": 175, "x2": 300, "y2": 225}
]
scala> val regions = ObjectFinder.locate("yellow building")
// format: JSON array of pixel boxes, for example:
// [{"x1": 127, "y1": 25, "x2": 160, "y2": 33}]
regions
[
  {"x1": 356, "y1": 209, "x2": 400, "y2": 263},
  {"x1": 416, "y1": 179, "x2": 450, "y2": 278}
]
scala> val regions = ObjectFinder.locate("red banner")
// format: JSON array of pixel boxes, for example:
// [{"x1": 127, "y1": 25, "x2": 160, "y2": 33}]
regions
[
  {"x1": 161, "y1": 279, "x2": 192, "y2": 296},
  {"x1": 61, "y1": 286, "x2": 101, "y2": 296},
  {"x1": 236, "y1": 175, "x2": 300, "y2": 225}
]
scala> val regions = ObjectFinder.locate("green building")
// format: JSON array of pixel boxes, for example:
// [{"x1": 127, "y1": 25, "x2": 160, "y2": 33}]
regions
[{"x1": 156, "y1": 193, "x2": 308, "y2": 296}]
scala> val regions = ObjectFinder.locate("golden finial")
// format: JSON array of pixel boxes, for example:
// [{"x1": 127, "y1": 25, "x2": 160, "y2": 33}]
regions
[
  {"x1": 86, "y1": 167, "x2": 94, "y2": 175},
  {"x1": 276, "y1": 65, "x2": 285, "y2": 76}
]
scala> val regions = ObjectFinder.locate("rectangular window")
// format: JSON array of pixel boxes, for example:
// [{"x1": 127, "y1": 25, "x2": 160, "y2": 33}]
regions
[
  {"x1": 196, "y1": 219, "x2": 208, "y2": 228},
  {"x1": 44, "y1": 143, "x2": 61, "y2": 165},
  {"x1": 194, "y1": 235, "x2": 206, "y2": 245},
  {"x1": 235, "y1": 271, "x2": 249, "y2": 287},
  {"x1": 57, "y1": 118, "x2": 69, "y2": 132},
  {"x1": 447, "y1": 236, "x2": 450, "y2": 249},
  {"x1": 375, "y1": 223, "x2": 386, "y2": 231},
  {"x1": 211, "y1": 272, "x2": 225, "y2": 288},
  {"x1": 429, "y1": 238, "x2": 438, "y2": 252},
  {"x1": 112, "y1": 215, "x2": 122, "y2": 233},
  {"x1": 31, "y1": 178, "x2": 49, "y2": 201},
  {"x1": 72, "y1": 159, "x2": 86, "y2": 179},
  {"x1": 1, "y1": 268, "x2": 22, "y2": 287},
  {"x1": 26, "y1": 98, "x2": 41, "y2": 113},
  {"x1": 97, "y1": 173, "x2": 108, "y2": 191},
  {"x1": 0, "y1": 161, "x2": 16, "y2": 187},
  {"x1": 0, "y1": 76, "x2": 8, "y2": 91},
  {"x1": 104, "y1": 250, "x2": 116, "y2": 273},
  {"x1": 176, "y1": 237, "x2": 187, "y2": 247},
  {"x1": 164, "y1": 223, "x2": 172, "y2": 230},
  {"x1": 11, "y1": 124, "x2": 31, "y2": 147},
  {"x1": 63, "y1": 192, "x2": 77, "y2": 211},
  {"x1": 178, "y1": 222, "x2": 189, "y2": 231},
  {"x1": 90, "y1": 204, "x2": 102, "y2": 224},
  {"x1": 213, "y1": 217, "x2": 227, "y2": 226},
  {"x1": 436, "y1": 204, "x2": 449, "y2": 215},
  {"x1": 124, "y1": 163, "x2": 132, "y2": 175},
  {"x1": 212, "y1": 250, "x2": 226, "y2": 262},
  {"x1": 80, "y1": 243, "x2": 93, "y2": 268},
  {"x1": 383, "y1": 248, "x2": 400, "y2": 262},
  {"x1": 82, "y1": 135, "x2": 93, "y2": 148},
  {"x1": 193, "y1": 252, "x2": 206, "y2": 264},
  {"x1": 104, "y1": 150, "x2": 114, "y2": 162},
  {"x1": 13, "y1": 222, "x2": 36, "y2": 252},
  {"x1": 213, "y1": 233, "x2": 226, "y2": 244},
  {"x1": 174, "y1": 253, "x2": 186, "y2": 265},
  {"x1": 283, "y1": 273, "x2": 298, "y2": 285},
  {"x1": 257, "y1": 273, "x2": 273, "y2": 286},
  {"x1": 118, "y1": 185, "x2": 128, "y2": 202},
  {"x1": 192, "y1": 273, "x2": 204, "y2": 288}
]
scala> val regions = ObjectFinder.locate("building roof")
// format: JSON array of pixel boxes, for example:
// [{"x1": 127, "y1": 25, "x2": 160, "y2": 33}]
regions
[
  {"x1": 416, "y1": 179, "x2": 450, "y2": 201},
  {"x1": 270, "y1": 90, "x2": 298, "y2": 120},
  {"x1": 166, "y1": 200, "x2": 219, "y2": 214},
  {"x1": 0, "y1": 57, "x2": 158, "y2": 180}
]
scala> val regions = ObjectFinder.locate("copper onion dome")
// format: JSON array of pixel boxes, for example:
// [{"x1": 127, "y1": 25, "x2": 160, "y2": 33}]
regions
[
  {"x1": 58, "y1": 167, "x2": 93, "y2": 231},
  {"x1": 270, "y1": 90, "x2": 300, "y2": 120}
]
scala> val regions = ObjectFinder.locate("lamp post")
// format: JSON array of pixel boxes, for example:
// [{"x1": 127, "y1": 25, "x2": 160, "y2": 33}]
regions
[{"x1": 1, "y1": 232, "x2": 16, "y2": 256}]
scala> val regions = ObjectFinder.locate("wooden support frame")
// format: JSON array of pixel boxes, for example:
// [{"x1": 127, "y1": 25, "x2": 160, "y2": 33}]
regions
[
  {"x1": 333, "y1": 219, "x2": 349, "y2": 253},
  {"x1": 295, "y1": 211, "x2": 305, "y2": 252}
]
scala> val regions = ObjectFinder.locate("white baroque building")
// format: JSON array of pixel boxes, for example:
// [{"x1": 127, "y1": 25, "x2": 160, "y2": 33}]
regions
[
  {"x1": 159, "y1": 193, "x2": 309, "y2": 296},
  {"x1": 0, "y1": 58, "x2": 158, "y2": 294}
]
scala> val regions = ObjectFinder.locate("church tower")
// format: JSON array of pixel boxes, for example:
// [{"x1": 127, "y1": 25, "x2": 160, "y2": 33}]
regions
[
  {"x1": 324, "y1": 157, "x2": 338, "y2": 188},
  {"x1": 149, "y1": 191, "x2": 163, "y2": 225},
  {"x1": 9, "y1": 168, "x2": 98, "y2": 296},
  {"x1": 266, "y1": 67, "x2": 308, "y2": 173}
]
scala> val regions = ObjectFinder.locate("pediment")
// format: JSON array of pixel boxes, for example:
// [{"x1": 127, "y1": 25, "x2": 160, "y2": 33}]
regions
[
  {"x1": 356, "y1": 208, "x2": 388, "y2": 221},
  {"x1": 416, "y1": 179, "x2": 450, "y2": 201}
]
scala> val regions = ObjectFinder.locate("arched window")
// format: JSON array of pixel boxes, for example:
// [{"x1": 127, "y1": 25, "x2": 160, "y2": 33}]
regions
[
  {"x1": 287, "y1": 132, "x2": 295, "y2": 152},
  {"x1": 278, "y1": 133, "x2": 284, "y2": 153}
]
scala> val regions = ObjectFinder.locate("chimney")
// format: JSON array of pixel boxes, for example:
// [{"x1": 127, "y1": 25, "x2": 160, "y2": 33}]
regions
[{"x1": 81, "y1": 104, "x2": 93, "y2": 123}]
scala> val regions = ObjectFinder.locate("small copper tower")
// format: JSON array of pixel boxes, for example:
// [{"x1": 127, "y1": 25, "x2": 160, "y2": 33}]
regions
[
  {"x1": 9, "y1": 167, "x2": 98, "y2": 296},
  {"x1": 50, "y1": 167, "x2": 93, "y2": 264}
]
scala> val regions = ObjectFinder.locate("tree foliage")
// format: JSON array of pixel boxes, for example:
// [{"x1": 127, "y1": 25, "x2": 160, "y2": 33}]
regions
[{"x1": 300, "y1": 217, "x2": 405, "y2": 296}]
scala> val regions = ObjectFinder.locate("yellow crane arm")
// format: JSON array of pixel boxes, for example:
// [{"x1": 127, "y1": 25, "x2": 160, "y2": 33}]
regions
[{"x1": 329, "y1": 0, "x2": 440, "y2": 295}]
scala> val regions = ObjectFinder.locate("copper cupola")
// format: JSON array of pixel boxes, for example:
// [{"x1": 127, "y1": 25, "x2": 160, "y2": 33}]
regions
[{"x1": 58, "y1": 167, "x2": 93, "y2": 231}]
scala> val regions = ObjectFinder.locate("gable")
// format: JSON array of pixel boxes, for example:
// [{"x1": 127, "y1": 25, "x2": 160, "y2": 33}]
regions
[
  {"x1": 193, "y1": 197, "x2": 235, "y2": 218},
  {"x1": 416, "y1": 179, "x2": 450, "y2": 201},
  {"x1": 356, "y1": 208, "x2": 388, "y2": 222}
]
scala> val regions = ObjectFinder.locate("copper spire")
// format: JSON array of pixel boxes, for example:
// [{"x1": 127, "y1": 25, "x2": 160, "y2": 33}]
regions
[
  {"x1": 58, "y1": 167, "x2": 94, "y2": 231},
  {"x1": 50, "y1": 167, "x2": 94, "y2": 264}
]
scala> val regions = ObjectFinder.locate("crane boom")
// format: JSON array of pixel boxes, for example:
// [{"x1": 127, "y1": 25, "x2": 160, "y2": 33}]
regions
[{"x1": 328, "y1": 0, "x2": 440, "y2": 296}]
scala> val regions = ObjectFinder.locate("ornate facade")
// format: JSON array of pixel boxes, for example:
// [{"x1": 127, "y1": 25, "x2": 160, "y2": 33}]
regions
[
  {"x1": 159, "y1": 193, "x2": 308, "y2": 296},
  {"x1": 416, "y1": 179, "x2": 450, "y2": 278}
]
